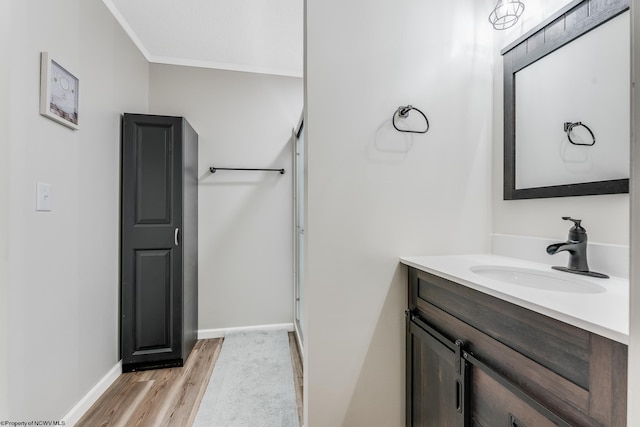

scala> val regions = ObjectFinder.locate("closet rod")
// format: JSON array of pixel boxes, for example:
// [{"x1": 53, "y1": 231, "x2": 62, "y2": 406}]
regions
[{"x1": 209, "y1": 167, "x2": 285, "y2": 174}]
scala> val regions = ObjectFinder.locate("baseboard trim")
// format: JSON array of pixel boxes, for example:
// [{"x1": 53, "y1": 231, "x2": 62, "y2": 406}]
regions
[
  {"x1": 198, "y1": 323, "x2": 295, "y2": 339},
  {"x1": 62, "y1": 360, "x2": 122, "y2": 426}
]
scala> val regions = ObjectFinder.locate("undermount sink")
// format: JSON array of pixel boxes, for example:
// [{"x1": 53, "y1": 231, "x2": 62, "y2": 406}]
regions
[{"x1": 469, "y1": 265, "x2": 606, "y2": 294}]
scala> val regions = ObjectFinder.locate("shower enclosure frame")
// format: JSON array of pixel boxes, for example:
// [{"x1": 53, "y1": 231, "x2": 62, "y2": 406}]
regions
[{"x1": 292, "y1": 112, "x2": 305, "y2": 355}]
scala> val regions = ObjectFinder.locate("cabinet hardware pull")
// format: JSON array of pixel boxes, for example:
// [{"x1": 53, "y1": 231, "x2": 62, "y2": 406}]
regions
[
  {"x1": 456, "y1": 380, "x2": 463, "y2": 413},
  {"x1": 175, "y1": 228, "x2": 180, "y2": 246}
]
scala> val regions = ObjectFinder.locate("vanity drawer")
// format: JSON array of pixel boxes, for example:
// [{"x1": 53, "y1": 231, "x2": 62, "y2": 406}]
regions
[{"x1": 408, "y1": 267, "x2": 627, "y2": 427}]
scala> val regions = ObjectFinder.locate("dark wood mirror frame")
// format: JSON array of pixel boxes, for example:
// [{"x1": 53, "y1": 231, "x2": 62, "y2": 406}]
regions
[{"x1": 501, "y1": 0, "x2": 629, "y2": 200}]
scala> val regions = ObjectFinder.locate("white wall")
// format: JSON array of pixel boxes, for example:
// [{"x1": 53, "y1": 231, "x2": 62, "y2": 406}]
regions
[
  {"x1": 305, "y1": 0, "x2": 493, "y2": 425},
  {"x1": 149, "y1": 65, "x2": 303, "y2": 331},
  {"x1": 5, "y1": 0, "x2": 148, "y2": 420},
  {"x1": 0, "y1": 0, "x2": 10, "y2": 416},
  {"x1": 491, "y1": 0, "x2": 630, "y2": 246}
]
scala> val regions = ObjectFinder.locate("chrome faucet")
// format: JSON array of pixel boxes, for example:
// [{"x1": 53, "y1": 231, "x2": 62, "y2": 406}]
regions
[{"x1": 546, "y1": 217, "x2": 609, "y2": 279}]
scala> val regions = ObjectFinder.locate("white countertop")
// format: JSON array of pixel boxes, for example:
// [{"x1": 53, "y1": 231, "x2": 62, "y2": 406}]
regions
[{"x1": 400, "y1": 254, "x2": 629, "y2": 344}]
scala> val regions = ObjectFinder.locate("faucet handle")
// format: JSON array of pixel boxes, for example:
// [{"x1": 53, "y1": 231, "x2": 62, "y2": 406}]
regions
[
  {"x1": 562, "y1": 217, "x2": 587, "y2": 241},
  {"x1": 562, "y1": 216, "x2": 582, "y2": 228}
]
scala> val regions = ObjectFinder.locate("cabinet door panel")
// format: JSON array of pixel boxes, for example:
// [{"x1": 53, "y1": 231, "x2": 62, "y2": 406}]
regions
[
  {"x1": 408, "y1": 319, "x2": 464, "y2": 427},
  {"x1": 133, "y1": 249, "x2": 172, "y2": 353},
  {"x1": 134, "y1": 126, "x2": 173, "y2": 224},
  {"x1": 472, "y1": 368, "x2": 558, "y2": 427}
]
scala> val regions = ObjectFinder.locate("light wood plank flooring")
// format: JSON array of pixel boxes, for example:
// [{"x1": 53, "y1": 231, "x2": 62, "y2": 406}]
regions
[{"x1": 77, "y1": 333, "x2": 303, "y2": 427}]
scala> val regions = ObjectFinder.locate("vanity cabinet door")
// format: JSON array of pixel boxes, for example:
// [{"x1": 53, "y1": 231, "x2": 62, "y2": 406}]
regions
[
  {"x1": 407, "y1": 316, "x2": 467, "y2": 427},
  {"x1": 408, "y1": 313, "x2": 568, "y2": 427}
]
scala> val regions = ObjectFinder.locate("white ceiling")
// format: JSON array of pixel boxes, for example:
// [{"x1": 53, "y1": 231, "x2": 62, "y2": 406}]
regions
[{"x1": 103, "y1": 0, "x2": 303, "y2": 78}]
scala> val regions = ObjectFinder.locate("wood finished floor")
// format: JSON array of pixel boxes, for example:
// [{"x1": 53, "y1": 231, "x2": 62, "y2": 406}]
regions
[{"x1": 77, "y1": 333, "x2": 303, "y2": 427}]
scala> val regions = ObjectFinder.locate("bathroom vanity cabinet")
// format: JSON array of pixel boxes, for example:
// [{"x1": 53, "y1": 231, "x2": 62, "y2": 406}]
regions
[{"x1": 406, "y1": 267, "x2": 627, "y2": 427}]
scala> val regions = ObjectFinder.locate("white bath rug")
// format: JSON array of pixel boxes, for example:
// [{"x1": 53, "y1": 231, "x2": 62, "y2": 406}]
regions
[{"x1": 193, "y1": 329, "x2": 300, "y2": 427}]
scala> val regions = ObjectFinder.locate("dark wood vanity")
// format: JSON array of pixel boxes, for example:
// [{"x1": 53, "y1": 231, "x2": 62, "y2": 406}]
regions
[{"x1": 406, "y1": 267, "x2": 627, "y2": 427}]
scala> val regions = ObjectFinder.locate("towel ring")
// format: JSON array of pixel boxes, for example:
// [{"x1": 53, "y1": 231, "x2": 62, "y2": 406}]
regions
[
  {"x1": 393, "y1": 105, "x2": 430, "y2": 134},
  {"x1": 564, "y1": 122, "x2": 595, "y2": 146}
]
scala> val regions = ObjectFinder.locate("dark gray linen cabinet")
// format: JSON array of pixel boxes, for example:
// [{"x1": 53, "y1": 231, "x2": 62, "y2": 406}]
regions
[{"x1": 120, "y1": 113, "x2": 198, "y2": 372}]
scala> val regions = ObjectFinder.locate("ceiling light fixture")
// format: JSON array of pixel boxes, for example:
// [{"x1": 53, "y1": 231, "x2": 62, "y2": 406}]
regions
[{"x1": 489, "y1": 0, "x2": 525, "y2": 30}]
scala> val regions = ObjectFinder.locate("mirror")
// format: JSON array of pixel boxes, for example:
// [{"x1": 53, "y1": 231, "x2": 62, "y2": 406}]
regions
[{"x1": 501, "y1": 0, "x2": 629, "y2": 200}]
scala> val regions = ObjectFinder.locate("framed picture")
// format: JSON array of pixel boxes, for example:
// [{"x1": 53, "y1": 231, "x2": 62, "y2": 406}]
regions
[{"x1": 40, "y1": 52, "x2": 79, "y2": 130}]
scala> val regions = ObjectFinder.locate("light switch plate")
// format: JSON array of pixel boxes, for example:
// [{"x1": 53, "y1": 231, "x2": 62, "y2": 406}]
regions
[{"x1": 36, "y1": 182, "x2": 52, "y2": 211}]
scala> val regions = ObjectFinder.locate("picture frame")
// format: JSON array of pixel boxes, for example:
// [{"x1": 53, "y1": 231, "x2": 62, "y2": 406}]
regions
[{"x1": 40, "y1": 52, "x2": 79, "y2": 130}]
